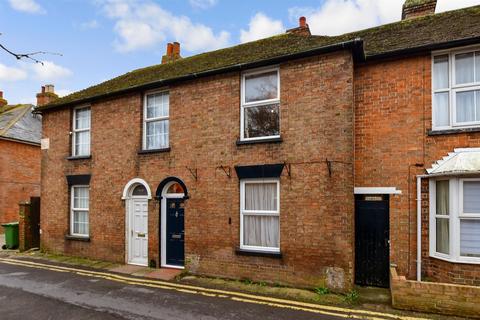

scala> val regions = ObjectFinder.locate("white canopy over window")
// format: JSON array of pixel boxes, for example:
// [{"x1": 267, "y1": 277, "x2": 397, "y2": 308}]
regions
[{"x1": 427, "y1": 148, "x2": 480, "y2": 176}]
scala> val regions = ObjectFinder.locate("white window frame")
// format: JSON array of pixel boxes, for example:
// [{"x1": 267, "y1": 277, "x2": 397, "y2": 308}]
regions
[
  {"x1": 429, "y1": 177, "x2": 480, "y2": 264},
  {"x1": 72, "y1": 105, "x2": 91, "y2": 157},
  {"x1": 240, "y1": 67, "x2": 281, "y2": 141},
  {"x1": 239, "y1": 178, "x2": 280, "y2": 253},
  {"x1": 70, "y1": 185, "x2": 90, "y2": 238},
  {"x1": 142, "y1": 89, "x2": 169, "y2": 150},
  {"x1": 432, "y1": 45, "x2": 480, "y2": 131}
]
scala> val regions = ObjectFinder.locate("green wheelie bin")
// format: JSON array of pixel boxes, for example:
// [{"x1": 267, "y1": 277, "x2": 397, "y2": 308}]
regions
[{"x1": 2, "y1": 222, "x2": 19, "y2": 250}]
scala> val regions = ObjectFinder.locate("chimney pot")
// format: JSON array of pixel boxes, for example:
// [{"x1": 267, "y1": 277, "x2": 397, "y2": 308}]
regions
[
  {"x1": 0, "y1": 91, "x2": 3, "y2": 99},
  {"x1": 299, "y1": 17, "x2": 307, "y2": 28},
  {"x1": 173, "y1": 42, "x2": 180, "y2": 57},
  {"x1": 36, "y1": 84, "x2": 58, "y2": 107},
  {"x1": 167, "y1": 43, "x2": 173, "y2": 56}
]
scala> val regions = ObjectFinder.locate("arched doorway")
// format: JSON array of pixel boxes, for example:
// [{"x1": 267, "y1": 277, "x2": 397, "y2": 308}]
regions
[
  {"x1": 122, "y1": 178, "x2": 152, "y2": 266},
  {"x1": 157, "y1": 177, "x2": 187, "y2": 269}
]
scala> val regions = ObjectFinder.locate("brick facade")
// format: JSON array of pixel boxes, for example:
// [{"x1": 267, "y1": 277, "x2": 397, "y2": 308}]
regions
[
  {"x1": 0, "y1": 139, "x2": 41, "y2": 228},
  {"x1": 41, "y1": 52, "x2": 356, "y2": 289},
  {"x1": 355, "y1": 54, "x2": 480, "y2": 284}
]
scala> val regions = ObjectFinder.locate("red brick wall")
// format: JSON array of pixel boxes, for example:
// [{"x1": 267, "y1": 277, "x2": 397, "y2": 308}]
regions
[
  {"x1": 391, "y1": 267, "x2": 480, "y2": 318},
  {"x1": 41, "y1": 52, "x2": 355, "y2": 290},
  {"x1": 0, "y1": 139, "x2": 41, "y2": 229},
  {"x1": 355, "y1": 54, "x2": 480, "y2": 284}
]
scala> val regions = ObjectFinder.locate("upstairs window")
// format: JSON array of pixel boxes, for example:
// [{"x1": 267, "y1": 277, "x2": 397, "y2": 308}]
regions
[
  {"x1": 241, "y1": 68, "x2": 280, "y2": 141},
  {"x1": 433, "y1": 49, "x2": 480, "y2": 130},
  {"x1": 72, "y1": 106, "x2": 91, "y2": 156},
  {"x1": 143, "y1": 91, "x2": 169, "y2": 150}
]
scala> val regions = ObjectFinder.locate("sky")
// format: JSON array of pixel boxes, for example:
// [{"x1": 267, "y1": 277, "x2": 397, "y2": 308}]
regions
[{"x1": 1, "y1": 0, "x2": 480, "y2": 105}]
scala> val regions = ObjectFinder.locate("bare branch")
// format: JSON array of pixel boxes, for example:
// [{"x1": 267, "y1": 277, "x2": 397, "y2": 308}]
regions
[{"x1": 0, "y1": 34, "x2": 62, "y2": 65}]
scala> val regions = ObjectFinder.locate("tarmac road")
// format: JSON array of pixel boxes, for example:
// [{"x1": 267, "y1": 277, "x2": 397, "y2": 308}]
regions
[{"x1": 0, "y1": 258, "x2": 350, "y2": 320}]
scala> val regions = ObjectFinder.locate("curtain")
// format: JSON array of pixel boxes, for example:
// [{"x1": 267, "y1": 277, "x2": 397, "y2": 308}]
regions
[
  {"x1": 456, "y1": 53, "x2": 475, "y2": 84},
  {"x1": 463, "y1": 181, "x2": 480, "y2": 213},
  {"x1": 244, "y1": 183, "x2": 277, "y2": 211},
  {"x1": 434, "y1": 92, "x2": 449, "y2": 127},
  {"x1": 435, "y1": 181, "x2": 449, "y2": 254},
  {"x1": 75, "y1": 131, "x2": 90, "y2": 156},
  {"x1": 433, "y1": 55, "x2": 449, "y2": 90},
  {"x1": 244, "y1": 216, "x2": 279, "y2": 248},
  {"x1": 460, "y1": 220, "x2": 480, "y2": 257},
  {"x1": 456, "y1": 91, "x2": 476, "y2": 123},
  {"x1": 436, "y1": 180, "x2": 449, "y2": 215},
  {"x1": 436, "y1": 218, "x2": 449, "y2": 254}
]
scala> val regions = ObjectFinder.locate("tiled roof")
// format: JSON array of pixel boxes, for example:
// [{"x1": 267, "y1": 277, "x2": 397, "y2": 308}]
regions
[
  {"x1": 39, "y1": 5, "x2": 480, "y2": 110},
  {"x1": 0, "y1": 105, "x2": 42, "y2": 145}
]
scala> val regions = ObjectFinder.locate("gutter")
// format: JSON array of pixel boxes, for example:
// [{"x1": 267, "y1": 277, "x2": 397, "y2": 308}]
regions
[
  {"x1": 366, "y1": 35, "x2": 480, "y2": 61},
  {"x1": 36, "y1": 39, "x2": 364, "y2": 112},
  {"x1": 0, "y1": 136, "x2": 41, "y2": 147}
]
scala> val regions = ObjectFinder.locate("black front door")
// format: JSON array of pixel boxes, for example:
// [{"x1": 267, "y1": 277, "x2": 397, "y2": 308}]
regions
[
  {"x1": 355, "y1": 195, "x2": 390, "y2": 288},
  {"x1": 166, "y1": 198, "x2": 185, "y2": 267}
]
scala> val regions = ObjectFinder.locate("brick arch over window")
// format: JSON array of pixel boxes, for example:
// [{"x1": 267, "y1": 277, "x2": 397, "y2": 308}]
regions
[{"x1": 156, "y1": 177, "x2": 189, "y2": 200}]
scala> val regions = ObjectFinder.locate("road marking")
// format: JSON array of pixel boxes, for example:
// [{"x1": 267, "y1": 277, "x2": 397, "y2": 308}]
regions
[{"x1": 0, "y1": 258, "x2": 430, "y2": 320}]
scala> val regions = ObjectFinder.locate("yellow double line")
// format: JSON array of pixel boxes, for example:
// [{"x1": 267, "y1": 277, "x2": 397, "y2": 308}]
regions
[{"x1": 0, "y1": 258, "x2": 428, "y2": 320}]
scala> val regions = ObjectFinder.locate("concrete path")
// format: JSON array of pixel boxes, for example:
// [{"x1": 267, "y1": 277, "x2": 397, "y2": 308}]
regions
[{"x1": 0, "y1": 256, "x2": 431, "y2": 320}]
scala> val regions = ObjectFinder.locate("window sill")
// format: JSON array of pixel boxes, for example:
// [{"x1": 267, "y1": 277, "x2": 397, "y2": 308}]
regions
[
  {"x1": 430, "y1": 254, "x2": 480, "y2": 265},
  {"x1": 428, "y1": 127, "x2": 480, "y2": 136},
  {"x1": 65, "y1": 235, "x2": 90, "y2": 242},
  {"x1": 66, "y1": 155, "x2": 92, "y2": 161},
  {"x1": 138, "y1": 148, "x2": 171, "y2": 155},
  {"x1": 235, "y1": 248, "x2": 282, "y2": 259},
  {"x1": 236, "y1": 137, "x2": 283, "y2": 146}
]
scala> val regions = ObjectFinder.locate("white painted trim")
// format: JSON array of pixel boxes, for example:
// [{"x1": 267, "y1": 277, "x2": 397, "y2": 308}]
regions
[
  {"x1": 72, "y1": 105, "x2": 91, "y2": 157},
  {"x1": 70, "y1": 185, "x2": 90, "y2": 237},
  {"x1": 142, "y1": 90, "x2": 169, "y2": 151},
  {"x1": 431, "y1": 45, "x2": 480, "y2": 130},
  {"x1": 123, "y1": 178, "x2": 151, "y2": 266},
  {"x1": 416, "y1": 176, "x2": 422, "y2": 281},
  {"x1": 240, "y1": 66, "x2": 280, "y2": 141},
  {"x1": 161, "y1": 181, "x2": 185, "y2": 268},
  {"x1": 122, "y1": 178, "x2": 152, "y2": 200},
  {"x1": 429, "y1": 177, "x2": 480, "y2": 264},
  {"x1": 126, "y1": 198, "x2": 149, "y2": 266},
  {"x1": 239, "y1": 178, "x2": 280, "y2": 252},
  {"x1": 354, "y1": 187, "x2": 402, "y2": 195}
]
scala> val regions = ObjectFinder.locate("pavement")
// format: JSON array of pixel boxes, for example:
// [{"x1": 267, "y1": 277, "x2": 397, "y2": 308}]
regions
[{"x1": 0, "y1": 254, "x2": 454, "y2": 320}]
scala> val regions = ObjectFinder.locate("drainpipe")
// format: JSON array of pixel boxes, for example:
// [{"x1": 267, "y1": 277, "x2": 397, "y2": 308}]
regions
[
  {"x1": 416, "y1": 176, "x2": 422, "y2": 281},
  {"x1": 416, "y1": 175, "x2": 432, "y2": 281}
]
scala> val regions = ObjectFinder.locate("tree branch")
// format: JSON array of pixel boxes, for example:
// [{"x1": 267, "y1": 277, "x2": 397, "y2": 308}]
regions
[{"x1": 0, "y1": 33, "x2": 62, "y2": 65}]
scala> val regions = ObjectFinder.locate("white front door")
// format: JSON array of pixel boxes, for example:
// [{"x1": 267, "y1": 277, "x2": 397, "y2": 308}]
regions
[{"x1": 128, "y1": 199, "x2": 148, "y2": 266}]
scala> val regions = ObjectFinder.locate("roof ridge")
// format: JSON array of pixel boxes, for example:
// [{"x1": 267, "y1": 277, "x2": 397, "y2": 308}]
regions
[
  {"x1": 337, "y1": 4, "x2": 480, "y2": 39},
  {"x1": 0, "y1": 105, "x2": 31, "y2": 137}
]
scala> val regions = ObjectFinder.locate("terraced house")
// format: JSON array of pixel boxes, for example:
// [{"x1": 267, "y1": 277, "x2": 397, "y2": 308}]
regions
[{"x1": 37, "y1": 0, "x2": 480, "y2": 299}]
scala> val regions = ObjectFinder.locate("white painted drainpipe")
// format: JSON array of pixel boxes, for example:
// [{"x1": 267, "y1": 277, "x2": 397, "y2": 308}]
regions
[{"x1": 416, "y1": 176, "x2": 422, "y2": 281}]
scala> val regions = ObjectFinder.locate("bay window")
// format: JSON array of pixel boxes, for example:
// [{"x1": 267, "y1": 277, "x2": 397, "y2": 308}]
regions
[
  {"x1": 241, "y1": 68, "x2": 280, "y2": 141},
  {"x1": 433, "y1": 48, "x2": 480, "y2": 130},
  {"x1": 430, "y1": 178, "x2": 480, "y2": 263},
  {"x1": 143, "y1": 91, "x2": 169, "y2": 150},
  {"x1": 240, "y1": 179, "x2": 280, "y2": 252}
]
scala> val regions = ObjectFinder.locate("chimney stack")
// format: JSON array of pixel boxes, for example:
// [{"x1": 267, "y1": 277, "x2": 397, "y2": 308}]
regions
[
  {"x1": 402, "y1": 0, "x2": 437, "y2": 20},
  {"x1": 162, "y1": 42, "x2": 182, "y2": 64},
  {"x1": 0, "y1": 91, "x2": 7, "y2": 109},
  {"x1": 36, "y1": 84, "x2": 58, "y2": 107},
  {"x1": 287, "y1": 17, "x2": 311, "y2": 36}
]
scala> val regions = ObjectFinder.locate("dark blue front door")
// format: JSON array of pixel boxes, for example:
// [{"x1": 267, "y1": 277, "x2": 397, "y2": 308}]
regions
[{"x1": 166, "y1": 198, "x2": 184, "y2": 267}]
